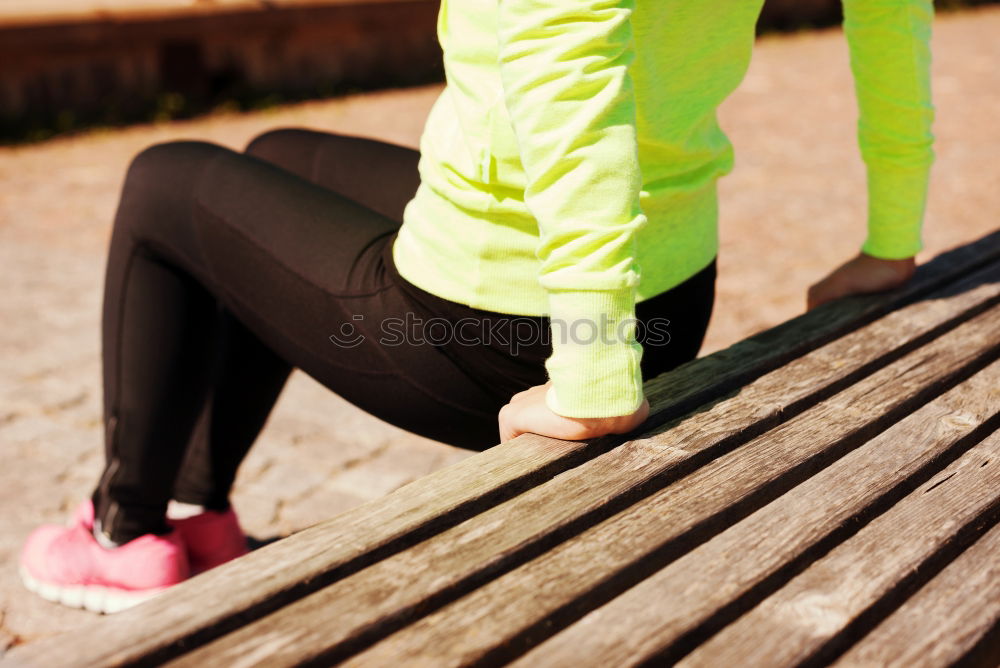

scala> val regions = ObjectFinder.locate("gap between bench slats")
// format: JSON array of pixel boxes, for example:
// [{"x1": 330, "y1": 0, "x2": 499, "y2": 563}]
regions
[
  {"x1": 830, "y1": 520, "x2": 1000, "y2": 668},
  {"x1": 168, "y1": 293, "x2": 1000, "y2": 666},
  {"x1": 675, "y1": 430, "x2": 1000, "y2": 667},
  {"x1": 508, "y1": 361, "x2": 1000, "y2": 667},
  {"x1": 7, "y1": 231, "x2": 1000, "y2": 668},
  {"x1": 643, "y1": 229, "x2": 1000, "y2": 429}
]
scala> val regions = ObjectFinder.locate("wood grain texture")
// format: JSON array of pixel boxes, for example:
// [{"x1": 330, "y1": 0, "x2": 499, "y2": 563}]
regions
[
  {"x1": 164, "y1": 272, "x2": 1000, "y2": 665},
  {"x1": 511, "y1": 359, "x2": 1000, "y2": 667},
  {"x1": 7, "y1": 232, "x2": 999, "y2": 668},
  {"x1": 640, "y1": 229, "x2": 1000, "y2": 427},
  {"x1": 330, "y1": 313, "x2": 1000, "y2": 668},
  {"x1": 831, "y1": 521, "x2": 1000, "y2": 668},
  {"x1": 677, "y1": 429, "x2": 1000, "y2": 668}
]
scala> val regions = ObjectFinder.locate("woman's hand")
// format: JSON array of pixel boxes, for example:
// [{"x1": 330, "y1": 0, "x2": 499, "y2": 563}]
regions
[
  {"x1": 807, "y1": 252, "x2": 916, "y2": 311},
  {"x1": 498, "y1": 382, "x2": 650, "y2": 442}
]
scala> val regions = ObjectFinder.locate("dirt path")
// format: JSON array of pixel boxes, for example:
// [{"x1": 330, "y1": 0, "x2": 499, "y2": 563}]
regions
[{"x1": 1, "y1": 6, "x2": 997, "y2": 651}]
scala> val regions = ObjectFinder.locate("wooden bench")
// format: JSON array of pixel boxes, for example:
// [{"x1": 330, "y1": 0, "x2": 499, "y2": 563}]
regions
[{"x1": 7, "y1": 229, "x2": 1000, "y2": 667}]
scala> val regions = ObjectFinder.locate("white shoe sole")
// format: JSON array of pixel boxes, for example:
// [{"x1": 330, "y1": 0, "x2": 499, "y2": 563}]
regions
[{"x1": 19, "y1": 565, "x2": 169, "y2": 614}]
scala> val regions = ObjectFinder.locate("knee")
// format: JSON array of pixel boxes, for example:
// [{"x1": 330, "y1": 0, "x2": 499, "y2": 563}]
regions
[
  {"x1": 118, "y1": 140, "x2": 223, "y2": 237},
  {"x1": 124, "y1": 140, "x2": 221, "y2": 195},
  {"x1": 243, "y1": 127, "x2": 314, "y2": 161},
  {"x1": 243, "y1": 127, "x2": 327, "y2": 180}
]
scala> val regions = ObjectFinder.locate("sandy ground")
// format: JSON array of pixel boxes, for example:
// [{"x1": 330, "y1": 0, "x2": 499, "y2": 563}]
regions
[{"x1": 1, "y1": 6, "x2": 998, "y2": 651}]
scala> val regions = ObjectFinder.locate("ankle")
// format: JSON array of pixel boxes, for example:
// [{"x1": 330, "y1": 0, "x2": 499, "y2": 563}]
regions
[
  {"x1": 91, "y1": 522, "x2": 121, "y2": 549},
  {"x1": 92, "y1": 517, "x2": 173, "y2": 547}
]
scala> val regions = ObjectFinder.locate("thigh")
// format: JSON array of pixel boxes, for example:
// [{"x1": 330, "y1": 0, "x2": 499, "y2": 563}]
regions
[
  {"x1": 243, "y1": 128, "x2": 422, "y2": 223},
  {"x1": 124, "y1": 140, "x2": 501, "y2": 449}
]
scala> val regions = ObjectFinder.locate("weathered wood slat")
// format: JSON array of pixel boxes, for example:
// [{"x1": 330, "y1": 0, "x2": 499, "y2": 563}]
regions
[
  {"x1": 7, "y1": 231, "x2": 1000, "y2": 668},
  {"x1": 171, "y1": 304, "x2": 1000, "y2": 665},
  {"x1": 510, "y1": 360, "x2": 1000, "y2": 667},
  {"x1": 677, "y1": 431, "x2": 1000, "y2": 667},
  {"x1": 643, "y1": 230, "x2": 1000, "y2": 427},
  {"x1": 831, "y1": 521, "x2": 1000, "y2": 668}
]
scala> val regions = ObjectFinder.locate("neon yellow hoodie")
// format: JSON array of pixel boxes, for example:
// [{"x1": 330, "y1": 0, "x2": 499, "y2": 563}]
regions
[{"x1": 393, "y1": 0, "x2": 934, "y2": 418}]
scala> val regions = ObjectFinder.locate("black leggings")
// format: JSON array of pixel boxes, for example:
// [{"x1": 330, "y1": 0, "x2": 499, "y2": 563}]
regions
[{"x1": 90, "y1": 128, "x2": 717, "y2": 543}]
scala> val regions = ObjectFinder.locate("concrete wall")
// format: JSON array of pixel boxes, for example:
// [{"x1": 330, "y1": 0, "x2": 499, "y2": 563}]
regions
[
  {"x1": 3, "y1": 0, "x2": 995, "y2": 141},
  {"x1": 0, "y1": 1, "x2": 442, "y2": 139}
]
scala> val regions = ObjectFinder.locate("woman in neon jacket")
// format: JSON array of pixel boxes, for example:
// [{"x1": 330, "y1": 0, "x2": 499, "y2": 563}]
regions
[{"x1": 20, "y1": 0, "x2": 932, "y2": 612}]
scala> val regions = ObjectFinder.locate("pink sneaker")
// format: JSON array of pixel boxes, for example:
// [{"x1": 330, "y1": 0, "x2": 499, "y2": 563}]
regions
[
  {"x1": 72, "y1": 498, "x2": 248, "y2": 575},
  {"x1": 20, "y1": 504, "x2": 189, "y2": 614},
  {"x1": 166, "y1": 505, "x2": 249, "y2": 574}
]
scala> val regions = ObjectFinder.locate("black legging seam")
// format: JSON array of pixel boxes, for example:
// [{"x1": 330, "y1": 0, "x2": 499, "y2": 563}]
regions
[{"x1": 102, "y1": 225, "x2": 143, "y2": 528}]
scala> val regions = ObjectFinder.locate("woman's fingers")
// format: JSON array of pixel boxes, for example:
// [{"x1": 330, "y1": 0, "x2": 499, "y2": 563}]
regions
[
  {"x1": 498, "y1": 384, "x2": 649, "y2": 442},
  {"x1": 807, "y1": 252, "x2": 916, "y2": 311}
]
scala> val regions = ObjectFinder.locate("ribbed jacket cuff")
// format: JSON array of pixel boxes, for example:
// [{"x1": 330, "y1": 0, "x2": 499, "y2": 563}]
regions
[
  {"x1": 861, "y1": 165, "x2": 930, "y2": 260},
  {"x1": 543, "y1": 288, "x2": 644, "y2": 418}
]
